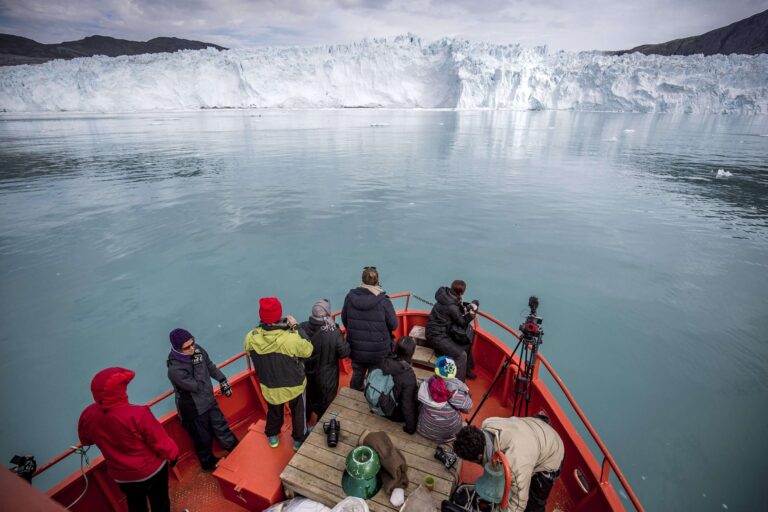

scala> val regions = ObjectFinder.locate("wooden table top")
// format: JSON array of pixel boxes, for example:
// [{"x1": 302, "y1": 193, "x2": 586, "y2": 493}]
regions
[{"x1": 280, "y1": 379, "x2": 459, "y2": 511}]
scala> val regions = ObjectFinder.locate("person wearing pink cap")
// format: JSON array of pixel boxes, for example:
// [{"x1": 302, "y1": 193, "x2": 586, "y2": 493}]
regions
[
  {"x1": 78, "y1": 367, "x2": 179, "y2": 512},
  {"x1": 244, "y1": 297, "x2": 314, "y2": 450}
]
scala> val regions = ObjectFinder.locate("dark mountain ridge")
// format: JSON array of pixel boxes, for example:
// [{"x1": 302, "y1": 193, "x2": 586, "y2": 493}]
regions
[
  {"x1": 612, "y1": 9, "x2": 768, "y2": 56},
  {"x1": 0, "y1": 34, "x2": 226, "y2": 66}
]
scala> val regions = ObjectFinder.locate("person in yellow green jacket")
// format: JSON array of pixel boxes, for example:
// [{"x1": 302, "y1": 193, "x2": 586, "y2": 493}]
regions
[{"x1": 244, "y1": 297, "x2": 313, "y2": 450}]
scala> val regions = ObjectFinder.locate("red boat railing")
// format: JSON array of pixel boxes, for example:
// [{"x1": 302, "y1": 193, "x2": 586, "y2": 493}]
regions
[
  {"x1": 389, "y1": 292, "x2": 643, "y2": 512},
  {"x1": 33, "y1": 292, "x2": 642, "y2": 511}
]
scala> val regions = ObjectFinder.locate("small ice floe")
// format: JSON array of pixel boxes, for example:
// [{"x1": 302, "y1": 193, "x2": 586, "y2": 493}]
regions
[
  {"x1": 409, "y1": 202, "x2": 415, "y2": 205},
  {"x1": 716, "y1": 169, "x2": 733, "y2": 178},
  {"x1": 722, "y1": 504, "x2": 728, "y2": 509},
  {"x1": 439, "y1": 123, "x2": 444, "y2": 126},
  {"x1": 759, "y1": 134, "x2": 768, "y2": 137},
  {"x1": 623, "y1": 129, "x2": 635, "y2": 133},
  {"x1": 641, "y1": 475, "x2": 647, "y2": 481},
  {"x1": 370, "y1": 123, "x2": 390, "y2": 127},
  {"x1": 217, "y1": 324, "x2": 222, "y2": 328},
  {"x1": 702, "y1": 493, "x2": 707, "y2": 497},
  {"x1": 603, "y1": 136, "x2": 618, "y2": 142}
]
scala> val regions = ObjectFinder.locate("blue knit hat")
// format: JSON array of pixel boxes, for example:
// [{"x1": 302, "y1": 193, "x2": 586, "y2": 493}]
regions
[{"x1": 435, "y1": 356, "x2": 457, "y2": 379}]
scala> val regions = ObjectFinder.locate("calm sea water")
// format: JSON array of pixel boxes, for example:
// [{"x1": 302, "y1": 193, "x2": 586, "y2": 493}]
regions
[{"x1": 1, "y1": 110, "x2": 766, "y2": 510}]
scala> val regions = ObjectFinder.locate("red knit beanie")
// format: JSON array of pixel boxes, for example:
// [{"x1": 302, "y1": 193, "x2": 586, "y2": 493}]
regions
[{"x1": 259, "y1": 297, "x2": 282, "y2": 324}]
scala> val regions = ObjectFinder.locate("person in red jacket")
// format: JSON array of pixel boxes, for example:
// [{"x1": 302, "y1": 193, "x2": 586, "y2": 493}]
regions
[{"x1": 78, "y1": 367, "x2": 179, "y2": 512}]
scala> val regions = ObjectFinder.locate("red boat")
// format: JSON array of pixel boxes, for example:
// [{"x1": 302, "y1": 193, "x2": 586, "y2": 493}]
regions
[{"x1": 4, "y1": 293, "x2": 643, "y2": 511}]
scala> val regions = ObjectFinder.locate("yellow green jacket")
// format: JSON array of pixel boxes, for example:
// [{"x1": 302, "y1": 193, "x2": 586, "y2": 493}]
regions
[{"x1": 244, "y1": 324, "x2": 313, "y2": 405}]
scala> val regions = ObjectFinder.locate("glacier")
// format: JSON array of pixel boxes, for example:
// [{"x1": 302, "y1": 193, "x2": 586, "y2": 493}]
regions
[{"x1": 1, "y1": 35, "x2": 767, "y2": 113}]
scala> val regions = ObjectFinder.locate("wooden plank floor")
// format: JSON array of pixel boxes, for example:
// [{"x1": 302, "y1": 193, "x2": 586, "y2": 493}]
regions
[{"x1": 281, "y1": 373, "x2": 459, "y2": 512}]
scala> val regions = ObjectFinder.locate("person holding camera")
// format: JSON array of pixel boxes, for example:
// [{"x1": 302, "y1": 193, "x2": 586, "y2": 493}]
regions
[
  {"x1": 426, "y1": 280, "x2": 478, "y2": 381},
  {"x1": 453, "y1": 413, "x2": 564, "y2": 512},
  {"x1": 78, "y1": 367, "x2": 179, "y2": 512},
  {"x1": 299, "y1": 299, "x2": 350, "y2": 423},
  {"x1": 245, "y1": 297, "x2": 314, "y2": 450},
  {"x1": 417, "y1": 356, "x2": 473, "y2": 443},
  {"x1": 341, "y1": 266, "x2": 398, "y2": 390},
  {"x1": 167, "y1": 328, "x2": 239, "y2": 472}
]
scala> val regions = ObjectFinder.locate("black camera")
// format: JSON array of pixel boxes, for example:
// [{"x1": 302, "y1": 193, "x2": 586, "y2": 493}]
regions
[
  {"x1": 461, "y1": 300, "x2": 479, "y2": 315},
  {"x1": 323, "y1": 414, "x2": 340, "y2": 448},
  {"x1": 10, "y1": 455, "x2": 37, "y2": 482},
  {"x1": 434, "y1": 445, "x2": 458, "y2": 469}
]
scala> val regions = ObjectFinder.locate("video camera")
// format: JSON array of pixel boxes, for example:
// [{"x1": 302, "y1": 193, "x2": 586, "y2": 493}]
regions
[
  {"x1": 323, "y1": 413, "x2": 340, "y2": 448},
  {"x1": 520, "y1": 296, "x2": 543, "y2": 343}
]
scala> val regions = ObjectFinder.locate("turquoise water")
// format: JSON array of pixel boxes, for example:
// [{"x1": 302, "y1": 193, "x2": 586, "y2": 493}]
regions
[{"x1": 1, "y1": 110, "x2": 766, "y2": 509}]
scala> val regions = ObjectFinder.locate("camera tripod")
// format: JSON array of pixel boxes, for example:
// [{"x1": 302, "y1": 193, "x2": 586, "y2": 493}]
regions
[{"x1": 469, "y1": 296, "x2": 544, "y2": 425}]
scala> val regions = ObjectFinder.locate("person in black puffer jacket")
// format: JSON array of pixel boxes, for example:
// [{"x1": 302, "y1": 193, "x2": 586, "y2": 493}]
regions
[
  {"x1": 376, "y1": 336, "x2": 420, "y2": 434},
  {"x1": 341, "y1": 266, "x2": 398, "y2": 390},
  {"x1": 300, "y1": 299, "x2": 350, "y2": 422},
  {"x1": 426, "y1": 280, "x2": 478, "y2": 382}
]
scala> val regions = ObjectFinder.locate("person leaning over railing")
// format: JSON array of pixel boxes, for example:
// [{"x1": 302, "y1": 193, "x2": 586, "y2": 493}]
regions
[
  {"x1": 426, "y1": 280, "x2": 478, "y2": 382},
  {"x1": 78, "y1": 367, "x2": 179, "y2": 512}
]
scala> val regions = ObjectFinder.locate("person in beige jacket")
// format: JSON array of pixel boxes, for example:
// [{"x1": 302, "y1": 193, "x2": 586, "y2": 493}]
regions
[{"x1": 453, "y1": 414, "x2": 564, "y2": 512}]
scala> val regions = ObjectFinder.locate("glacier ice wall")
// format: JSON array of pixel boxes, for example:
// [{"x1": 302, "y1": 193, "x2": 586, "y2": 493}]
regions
[{"x1": 1, "y1": 36, "x2": 766, "y2": 113}]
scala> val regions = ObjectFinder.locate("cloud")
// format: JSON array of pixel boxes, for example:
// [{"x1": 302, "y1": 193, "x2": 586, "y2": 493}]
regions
[{"x1": 0, "y1": 0, "x2": 764, "y2": 51}]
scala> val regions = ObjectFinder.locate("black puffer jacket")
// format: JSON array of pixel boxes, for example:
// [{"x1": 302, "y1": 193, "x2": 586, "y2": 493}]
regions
[
  {"x1": 377, "y1": 353, "x2": 419, "y2": 434},
  {"x1": 300, "y1": 318, "x2": 351, "y2": 419},
  {"x1": 426, "y1": 286, "x2": 474, "y2": 353},
  {"x1": 341, "y1": 288, "x2": 398, "y2": 364}
]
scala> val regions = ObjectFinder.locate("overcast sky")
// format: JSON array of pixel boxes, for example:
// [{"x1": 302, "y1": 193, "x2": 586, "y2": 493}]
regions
[{"x1": 1, "y1": 0, "x2": 766, "y2": 52}]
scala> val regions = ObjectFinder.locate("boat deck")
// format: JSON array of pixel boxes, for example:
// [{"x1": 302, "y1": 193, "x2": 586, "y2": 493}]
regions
[{"x1": 281, "y1": 384, "x2": 459, "y2": 511}]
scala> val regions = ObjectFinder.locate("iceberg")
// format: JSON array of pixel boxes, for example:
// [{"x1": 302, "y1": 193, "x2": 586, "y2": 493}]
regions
[{"x1": 1, "y1": 35, "x2": 766, "y2": 113}]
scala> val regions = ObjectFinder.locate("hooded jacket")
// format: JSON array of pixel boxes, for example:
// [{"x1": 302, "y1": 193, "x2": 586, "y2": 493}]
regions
[
  {"x1": 377, "y1": 353, "x2": 419, "y2": 434},
  {"x1": 481, "y1": 416, "x2": 565, "y2": 512},
  {"x1": 300, "y1": 318, "x2": 350, "y2": 418},
  {"x1": 78, "y1": 368, "x2": 179, "y2": 482},
  {"x1": 244, "y1": 323, "x2": 313, "y2": 405},
  {"x1": 416, "y1": 376, "x2": 473, "y2": 443},
  {"x1": 167, "y1": 344, "x2": 226, "y2": 422},
  {"x1": 341, "y1": 287, "x2": 398, "y2": 364},
  {"x1": 426, "y1": 286, "x2": 474, "y2": 353}
]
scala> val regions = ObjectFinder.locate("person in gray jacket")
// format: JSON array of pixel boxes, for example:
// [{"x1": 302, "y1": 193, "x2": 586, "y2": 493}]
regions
[{"x1": 167, "y1": 328, "x2": 238, "y2": 471}]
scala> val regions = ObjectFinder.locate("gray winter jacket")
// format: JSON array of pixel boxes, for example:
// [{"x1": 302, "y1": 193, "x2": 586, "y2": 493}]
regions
[{"x1": 167, "y1": 345, "x2": 226, "y2": 421}]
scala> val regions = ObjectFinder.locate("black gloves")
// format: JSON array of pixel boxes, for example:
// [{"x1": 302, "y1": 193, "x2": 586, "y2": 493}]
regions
[{"x1": 220, "y1": 380, "x2": 232, "y2": 397}]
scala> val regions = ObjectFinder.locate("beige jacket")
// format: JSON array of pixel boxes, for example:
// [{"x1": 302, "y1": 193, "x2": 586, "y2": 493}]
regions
[{"x1": 482, "y1": 417, "x2": 565, "y2": 512}]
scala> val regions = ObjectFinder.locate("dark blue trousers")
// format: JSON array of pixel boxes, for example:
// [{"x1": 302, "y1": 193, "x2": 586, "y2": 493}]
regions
[{"x1": 182, "y1": 405, "x2": 238, "y2": 470}]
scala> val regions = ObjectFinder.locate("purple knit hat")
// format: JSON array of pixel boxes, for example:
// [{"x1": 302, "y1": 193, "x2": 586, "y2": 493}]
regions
[
  {"x1": 169, "y1": 328, "x2": 193, "y2": 350},
  {"x1": 169, "y1": 328, "x2": 194, "y2": 362}
]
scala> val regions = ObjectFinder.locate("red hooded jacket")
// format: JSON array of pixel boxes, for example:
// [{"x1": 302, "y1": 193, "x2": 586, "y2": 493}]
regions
[{"x1": 78, "y1": 368, "x2": 179, "y2": 482}]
